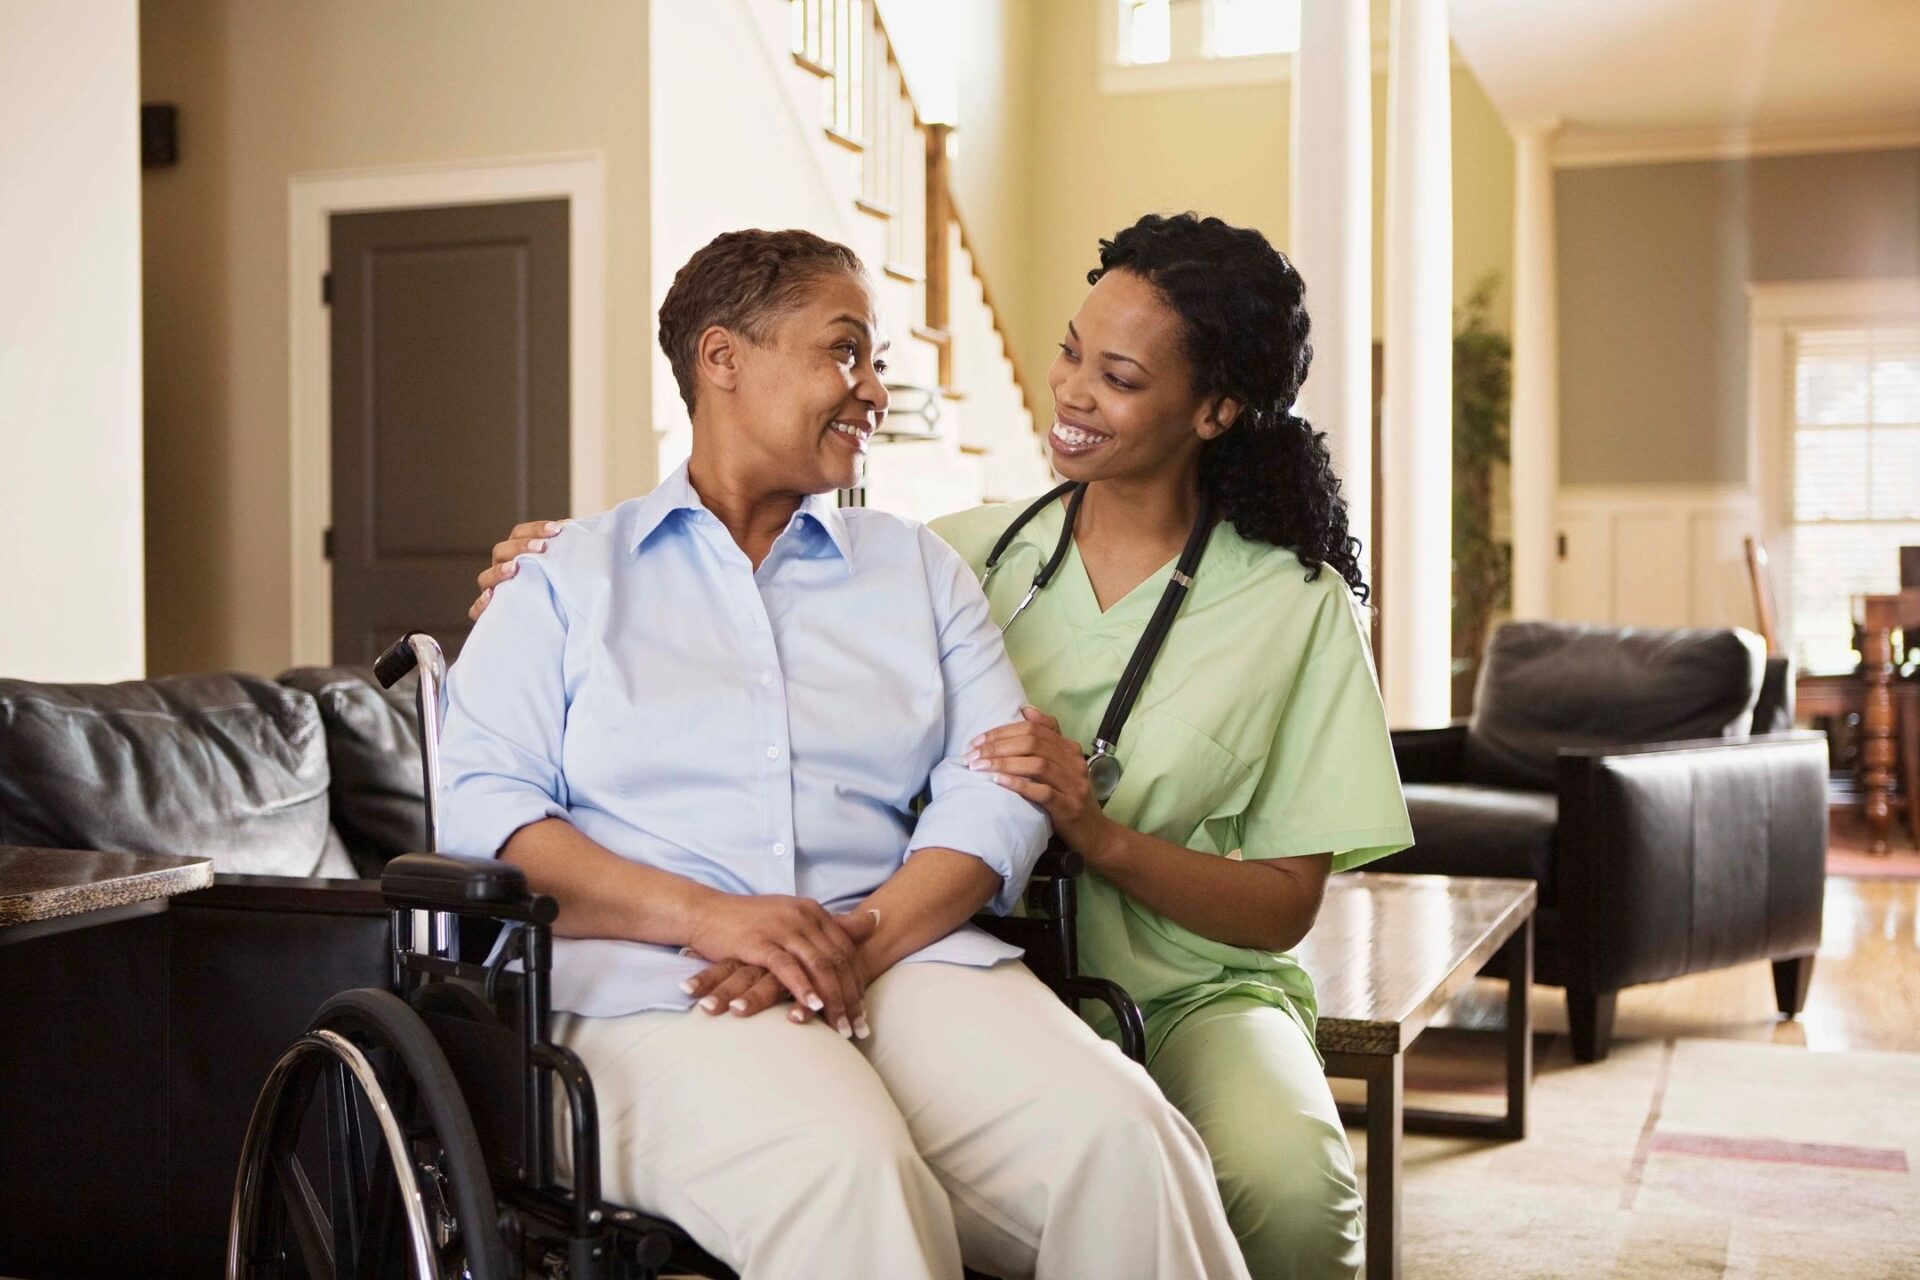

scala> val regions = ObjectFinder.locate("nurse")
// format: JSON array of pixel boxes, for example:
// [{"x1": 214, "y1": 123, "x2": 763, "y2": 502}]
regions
[
  {"x1": 933, "y1": 212, "x2": 1411, "y2": 1280},
  {"x1": 476, "y1": 213, "x2": 1410, "y2": 1279}
]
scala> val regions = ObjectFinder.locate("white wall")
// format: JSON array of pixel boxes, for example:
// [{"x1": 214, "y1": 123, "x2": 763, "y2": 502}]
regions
[
  {"x1": 1554, "y1": 485, "x2": 1762, "y2": 631},
  {"x1": 0, "y1": 0, "x2": 145, "y2": 680}
]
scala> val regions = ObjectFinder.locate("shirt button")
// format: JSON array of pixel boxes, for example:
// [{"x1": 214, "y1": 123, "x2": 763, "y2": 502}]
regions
[
  {"x1": 772, "y1": 842, "x2": 787, "y2": 857},
  {"x1": 766, "y1": 745, "x2": 780, "y2": 760}
]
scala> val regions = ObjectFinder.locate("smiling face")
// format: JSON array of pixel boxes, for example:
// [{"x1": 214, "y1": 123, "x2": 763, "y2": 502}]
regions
[
  {"x1": 704, "y1": 272, "x2": 892, "y2": 494},
  {"x1": 1045, "y1": 269, "x2": 1237, "y2": 485}
]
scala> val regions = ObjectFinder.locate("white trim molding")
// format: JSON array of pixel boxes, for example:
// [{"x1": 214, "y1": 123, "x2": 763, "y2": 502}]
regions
[
  {"x1": 1554, "y1": 117, "x2": 1920, "y2": 169},
  {"x1": 1554, "y1": 484, "x2": 1762, "y2": 632},
  {"x1": 1746, "y1": 276, "x2": 1920, "y2": 658},
  {"x1": 286, "y1": 153, "x2": 607, "y2": 667}
]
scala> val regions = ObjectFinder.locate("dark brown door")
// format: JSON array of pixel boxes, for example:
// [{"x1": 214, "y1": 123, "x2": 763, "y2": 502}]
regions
[{"x1": 329, "y1": 199, "x2": 570, "y2": 664}]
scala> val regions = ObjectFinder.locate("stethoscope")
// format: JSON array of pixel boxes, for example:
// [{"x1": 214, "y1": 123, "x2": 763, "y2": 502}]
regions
[{"x1": 982, "y1": 481, "x2": 1217, "y2": 804}]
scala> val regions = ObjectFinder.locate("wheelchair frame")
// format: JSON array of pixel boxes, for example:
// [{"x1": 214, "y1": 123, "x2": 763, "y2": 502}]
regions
[{"x1": 226, "y1": 633, "x2": 1146, "y2": 1280}]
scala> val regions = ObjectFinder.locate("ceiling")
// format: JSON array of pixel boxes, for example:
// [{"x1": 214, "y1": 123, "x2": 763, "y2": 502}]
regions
[{"x1": 1447, "y1": 0, "x2": 1920, "y2": 161}]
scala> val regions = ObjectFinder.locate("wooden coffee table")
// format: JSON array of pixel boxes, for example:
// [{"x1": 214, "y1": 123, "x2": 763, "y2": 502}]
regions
[{"x1": 1296, "y1": 873, "x2": 1538, "y2": 1280}]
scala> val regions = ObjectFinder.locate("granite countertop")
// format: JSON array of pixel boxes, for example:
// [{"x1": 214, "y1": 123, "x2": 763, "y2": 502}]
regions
[{"x1": 0, "y1": 846, "x2": 215, "y2": 927}]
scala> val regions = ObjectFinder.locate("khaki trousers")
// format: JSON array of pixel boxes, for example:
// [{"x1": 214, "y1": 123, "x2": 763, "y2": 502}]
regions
[{"x1": 554, "y1": 960, "x2": 1250, "y2": 1280}]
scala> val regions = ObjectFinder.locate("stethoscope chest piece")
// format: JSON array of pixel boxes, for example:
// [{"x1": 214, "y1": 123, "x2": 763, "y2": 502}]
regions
[{"x1": 1086, "y1": 744, "x2": 1124, "y2": 804}]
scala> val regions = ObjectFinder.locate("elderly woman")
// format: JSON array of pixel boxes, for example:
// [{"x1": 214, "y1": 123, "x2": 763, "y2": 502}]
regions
[{"x1": 437, "y1": 229, "x2": 1247, "y2": 1280}]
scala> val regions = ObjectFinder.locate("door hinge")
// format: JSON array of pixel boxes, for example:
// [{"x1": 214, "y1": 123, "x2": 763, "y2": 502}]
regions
[
  {"x1": 323, "y1": 527, "x2": 335, "y2": 560},
  {"x1": 321, "y1": 271, "x2": 333, "y2": 306}
]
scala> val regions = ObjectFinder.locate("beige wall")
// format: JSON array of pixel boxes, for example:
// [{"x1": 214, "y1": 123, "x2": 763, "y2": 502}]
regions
[
  {"x1": 140, "y1": 0, "x2": 651, "y2": 676},
  {"x1": 1017, "y1": 0, "x2": 1515, "y2": 426},
  {"x1": 1557, "y1": 147, "x2": 1920, "y2": 486},
  {"x1": 946, "y1": 0, "x2": 1039, "y2": 366},
  {"x1": 1, "y1": 0, "x2": 145, "y2": 680}
]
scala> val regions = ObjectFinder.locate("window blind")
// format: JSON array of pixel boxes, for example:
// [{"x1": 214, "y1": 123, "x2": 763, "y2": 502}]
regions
[{"x1": 1788, "y1": 324, "x2": 1920, "y2": 674}]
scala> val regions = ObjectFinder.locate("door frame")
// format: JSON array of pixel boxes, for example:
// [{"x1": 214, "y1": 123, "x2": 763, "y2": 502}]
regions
[{"x1": 288, "y1": 153, "x2": 607, "y2": 666}]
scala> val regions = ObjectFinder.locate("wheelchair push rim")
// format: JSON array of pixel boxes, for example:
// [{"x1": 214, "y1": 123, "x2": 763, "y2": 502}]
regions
[{"x1": 227, "y1": 987, "x2": 509, "y2": 1280}]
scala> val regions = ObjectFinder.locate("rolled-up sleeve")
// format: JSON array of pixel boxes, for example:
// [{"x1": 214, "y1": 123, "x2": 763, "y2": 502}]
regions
[
  {"x1": 905, "y1": 527, "x2": 1049, "y2": 914},
  {"x1": 438, "y1": 558, "x2": 573, "y2": 860}
]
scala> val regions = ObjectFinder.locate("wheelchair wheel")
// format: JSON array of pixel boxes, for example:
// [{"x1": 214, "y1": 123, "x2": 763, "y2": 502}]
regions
[{"x1": 228, "y1": 987, "x2": 512, "y2": 1280}]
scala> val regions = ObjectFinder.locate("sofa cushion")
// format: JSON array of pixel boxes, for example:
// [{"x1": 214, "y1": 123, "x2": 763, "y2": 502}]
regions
[
  {"x1": 277, "y1": 666, "x2": 424, "y2": 874},
  {"x1": 1393, "y1": 784, "x2": 1559, "y2": 889},
  {"x1": 1463, "y1": 622, "x2": 1766, "y2": 791},
  {"x1": 0, "y1": 674, "x2": 337, "y2": 876}
]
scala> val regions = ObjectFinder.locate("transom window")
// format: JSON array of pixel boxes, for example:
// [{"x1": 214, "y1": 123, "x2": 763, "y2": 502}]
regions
[
  {"x1": 1787, "y1": 324, "x2": 1920, "y2": 674},
  {"x1": 1110, "y1": 0, "x2": 1300, "y2": 91}
]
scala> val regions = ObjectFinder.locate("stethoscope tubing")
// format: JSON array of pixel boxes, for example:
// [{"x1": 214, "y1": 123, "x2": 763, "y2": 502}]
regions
[{"x1": 982, "y1": 482, "x2": 1216, "y2": 802}]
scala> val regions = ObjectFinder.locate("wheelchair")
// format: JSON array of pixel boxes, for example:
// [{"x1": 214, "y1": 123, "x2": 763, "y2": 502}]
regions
[{"x1": 226, "y1": 633, "x2": 1148, "y2": 1280}]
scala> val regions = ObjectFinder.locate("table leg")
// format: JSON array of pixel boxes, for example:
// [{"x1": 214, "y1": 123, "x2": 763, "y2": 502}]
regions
[
  {"x1": 1901, "y1": 691, "x2": 1918, "y2": 850},
  {"x1": 1861, "y1": 598, "x2": 1897, "y2": 854},
  {"x1": 1363, "y1": 1054, "x2": 1403, "y2": 1280},
  {"x1": 1502, "y1": 915, "x2": 1533, "y2": 1141}
]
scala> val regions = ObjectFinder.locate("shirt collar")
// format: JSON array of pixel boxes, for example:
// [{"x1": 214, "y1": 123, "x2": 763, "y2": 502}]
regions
[{"x1": 627, "y1": 461, "x2": 854, "y2": 574}]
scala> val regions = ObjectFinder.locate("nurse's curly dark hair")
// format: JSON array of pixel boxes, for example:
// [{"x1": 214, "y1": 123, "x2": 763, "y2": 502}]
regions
[{"x1": 1088, "y1": 213, "x2": 1368, "y2": 604}]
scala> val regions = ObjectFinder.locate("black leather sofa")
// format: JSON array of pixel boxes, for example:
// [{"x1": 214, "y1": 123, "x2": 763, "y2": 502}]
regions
[
  {"x1": 1388, "y1": 621, "x2": 1829, "y2": 1062},
  {"x1": 0, "y1": 666, "x2": 424, "y2": 1279}
]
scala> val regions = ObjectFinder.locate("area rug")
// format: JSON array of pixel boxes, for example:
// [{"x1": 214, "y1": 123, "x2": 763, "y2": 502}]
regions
[{"x1": 1347, "y1": 1036, "x2": 1920, "y2": 1278}]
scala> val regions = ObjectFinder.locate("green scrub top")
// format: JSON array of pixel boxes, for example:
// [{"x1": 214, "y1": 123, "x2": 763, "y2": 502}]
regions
[{"x1": 931, "y1": 498, "x2": 1414, "y2": 1062}]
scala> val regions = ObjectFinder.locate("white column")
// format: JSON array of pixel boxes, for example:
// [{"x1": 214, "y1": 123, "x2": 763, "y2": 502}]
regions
[
  {"x1": 1289, "y1": 0, "x2": 1372, "y2": 565},
  {"x1": 1509, "y1": 122, "x2": 1561, "y2": 620},
  {"x1": 1380, "y1": 0, "x2": 1452, "y2": 727}
]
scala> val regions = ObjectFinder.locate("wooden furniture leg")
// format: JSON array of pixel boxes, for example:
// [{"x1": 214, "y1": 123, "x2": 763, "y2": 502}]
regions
[
  {"x1": 1860, "y1": 596, "x2": 1897, "y2": 854},
  {"x1": 1902, "y1": 688, "x2": 1919, "y2": 849},
  {"x1": 1364, "y1": 1053, "x2": 1402, "y2": 1280}
]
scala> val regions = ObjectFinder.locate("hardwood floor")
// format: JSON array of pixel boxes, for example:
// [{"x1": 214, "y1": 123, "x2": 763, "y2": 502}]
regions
[{"x1": 1434, "y1": 876, "x2": 1920, "y2": 1055}]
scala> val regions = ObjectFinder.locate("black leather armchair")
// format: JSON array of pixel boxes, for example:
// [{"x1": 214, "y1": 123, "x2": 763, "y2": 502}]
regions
[{"x1": 1388, "y1": 622, "x2": 1828, "y2": 1062}]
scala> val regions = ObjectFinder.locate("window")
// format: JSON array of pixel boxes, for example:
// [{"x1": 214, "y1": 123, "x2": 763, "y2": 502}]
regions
[
  {"x1": 1787, "y1": 324, "x2": 1920, "y2": 674},
  {"x1": 1108, "y1": 0, "x2": 1300, "y2": 91}
]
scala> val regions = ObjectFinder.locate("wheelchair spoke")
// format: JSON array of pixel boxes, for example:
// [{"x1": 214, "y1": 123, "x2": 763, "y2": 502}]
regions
[
  {"x1": 274, "y1": 1148, "x2": 337, "y2": 1280},
  {"x1": 326, "y1": 1061, "x2": 367, "y2": 1276}
]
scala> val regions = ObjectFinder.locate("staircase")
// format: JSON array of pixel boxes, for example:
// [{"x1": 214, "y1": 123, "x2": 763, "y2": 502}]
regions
[{"x1": 776, "y1": 0, "x2": 1052, "y2": 516}]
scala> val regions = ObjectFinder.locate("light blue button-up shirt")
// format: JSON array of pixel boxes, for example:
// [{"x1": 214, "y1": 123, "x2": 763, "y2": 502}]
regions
[{"x1": 438, "y1": 462, "x2": 1048, "y2": 1017}]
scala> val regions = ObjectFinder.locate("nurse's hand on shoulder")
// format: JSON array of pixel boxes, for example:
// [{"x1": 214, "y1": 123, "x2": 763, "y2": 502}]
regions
[
  {"x1": 469, "y1": 519, "x2": 565, "y2": 621},
  {"x1": 967, "y1": 706, "x2": 1115, "y2": 856}
]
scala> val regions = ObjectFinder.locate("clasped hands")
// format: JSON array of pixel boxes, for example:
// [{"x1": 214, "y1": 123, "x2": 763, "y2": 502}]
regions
[{"x1": 680, "y1": 892, "x2": 881, "y2": 1040}]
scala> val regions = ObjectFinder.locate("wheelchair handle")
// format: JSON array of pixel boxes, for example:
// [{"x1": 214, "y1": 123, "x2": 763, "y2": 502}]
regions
[{"x1": 376, "y1": 632, "x2": 449, "y2": 851}]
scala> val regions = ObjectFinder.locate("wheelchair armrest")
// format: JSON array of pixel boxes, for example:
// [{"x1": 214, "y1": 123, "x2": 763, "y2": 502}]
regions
[
  {"x1": 1055, "y1": 976, "x2": 1147, "y2": 1064},
  {"x1": 380, "y1": 852, "x2": 558, "y2": 924}
]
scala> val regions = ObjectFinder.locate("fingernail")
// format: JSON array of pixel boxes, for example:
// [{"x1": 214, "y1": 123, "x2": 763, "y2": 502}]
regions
[
  {"x1": 502, "y1": 561, "x2": 518, "y2": 577},
  {"x1": 678, "y1": 979, "x2": 696, "y2": 994},
  {"x1": 528, "y1": 538, "x2": 547, "y2": 552},
  {"x1": 837, "y1": 1018, "x2": 853, "y2": 1039},
  {"x1": 543, "y1": 521, "x2": 563, "y2": 534},
  {"x1": 699, "y1": 996, "x2": 720, "y2": 1012},
  {"x1": 868, "y1": 908, "x2": 881, "y2": 929},
  {"x1": 969, "y1": 734, "x2": 984, "y2": 749},
  {"x1": 964, "y1": 749, "x2": 981, "y2": 764},
  {"x1": 789, "y1": 1008, "x2": 807, "y2": 1024},
  {"x1": 853, "y1": 1016, "x2": 871, "y2": 1040},
  {"x1": 806, "y1": 994, "x2": 824, "y2": 1012},
  {"x1": 730, "y1": 998, "x2": 749, "y2": 1014},
  {"x1": 993, "y1": 774, "x2": 1012, "y2": 786},
  {"x1": 969, "y1": 759, "x2": 991, "y2": 772}
]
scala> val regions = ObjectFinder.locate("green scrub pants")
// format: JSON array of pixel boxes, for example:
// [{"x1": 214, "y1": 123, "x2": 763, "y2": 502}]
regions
[{"x1": 1149, "y1": 997, "x2": 1364, "y2": 1280}]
